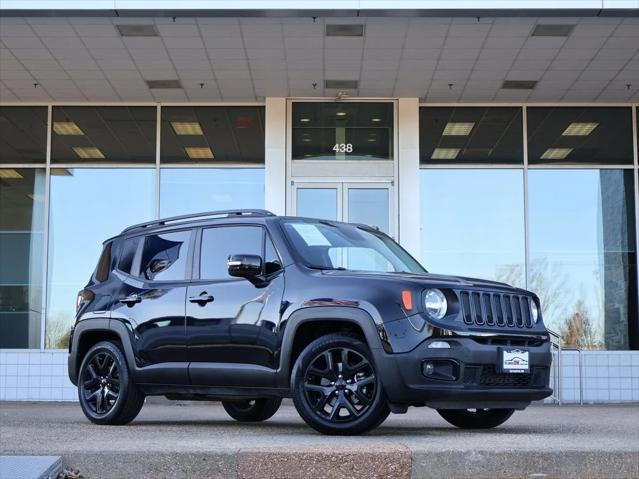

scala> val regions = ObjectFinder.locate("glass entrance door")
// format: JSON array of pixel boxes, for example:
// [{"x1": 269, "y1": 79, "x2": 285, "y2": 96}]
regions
[{"x1": 293, "y1": 182, "x2": 394, "y2": 237}]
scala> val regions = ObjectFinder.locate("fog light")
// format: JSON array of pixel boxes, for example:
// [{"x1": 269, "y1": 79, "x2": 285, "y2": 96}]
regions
[
  {"x1": 428, "y1": 340, "x2": 451, "y2": 349},
  {"x1": 424, "y1": 362, "x2": 435, "y2": 376}
]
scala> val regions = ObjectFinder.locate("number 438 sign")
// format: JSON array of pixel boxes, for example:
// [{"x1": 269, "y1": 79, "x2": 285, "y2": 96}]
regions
[{"x1": 333, "y1": 143, "x2": 353, "y2": 153}]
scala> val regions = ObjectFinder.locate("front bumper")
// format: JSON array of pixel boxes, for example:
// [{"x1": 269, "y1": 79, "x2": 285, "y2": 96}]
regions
[{"x1": 376, "y1": 334, "x2": 553, "y2": 409}]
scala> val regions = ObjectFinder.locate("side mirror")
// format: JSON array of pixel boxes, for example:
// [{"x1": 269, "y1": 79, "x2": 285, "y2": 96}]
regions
[{"x1": 227, "y1": 254, "x2": 263, "y2": 280}]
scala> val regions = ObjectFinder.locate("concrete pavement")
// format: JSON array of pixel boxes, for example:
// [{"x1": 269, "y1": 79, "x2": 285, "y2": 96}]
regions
[{"x1": 1, "y1": 401, "x2": 638, "y2": 478}]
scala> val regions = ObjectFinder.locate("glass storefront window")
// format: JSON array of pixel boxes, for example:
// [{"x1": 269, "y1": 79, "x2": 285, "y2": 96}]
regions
[
  {"x1": 0, "y1": 107, "x2": 48, "y2": 164},
  {"x1": 51, "y1": 107, "x2": 156, "y2": 164},
  {"x1": 292, "y1": 102, "x2": 393, "y2": 161},
  {"x1": 0, "y1": 168, "x2": 46, "y2": 348},
  {"x1": 528, "y1": 169, "x2": 637, "y2": 350},
  {"x1": 420, "y1": 107, "x2": 523, "y2": 165},
  {"x1": 527, "y1": 107, "x2": 634, "y2": 165},
  {"x1": 420, "y1": 169, "x2": 526, "y2": 287},
  {"x1": 46, "y1": 169, "x2": 156, "y2": 348},
  {"x1": 161, "y1": 107, "x2": 265, "y2": 164},
  {"x1": 159, "y1": 168, "x2": 265, "y2": 217}
]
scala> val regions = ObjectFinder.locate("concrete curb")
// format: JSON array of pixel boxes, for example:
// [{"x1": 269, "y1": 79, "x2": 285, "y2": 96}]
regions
[{"x1": 58, "y1": 448, "x2": 639, "y2": 479}]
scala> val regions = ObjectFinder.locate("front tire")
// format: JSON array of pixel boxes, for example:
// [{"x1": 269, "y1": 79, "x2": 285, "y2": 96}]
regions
[
  {"x1": 291, "y1": 333, "x2": 390, "y2": 435},
  {"x1": 77, "y1": 341, "x2": 145, "y2": 425},
  {"x1": 222, "y1": 398, "x2": 282, "y2": 422},
  {"x1": 437, "y1": 408, "x2": 515, "y2": 429}
]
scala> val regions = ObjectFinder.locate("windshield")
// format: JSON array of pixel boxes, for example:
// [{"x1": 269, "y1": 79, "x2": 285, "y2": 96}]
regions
[{"x1": 282, "y1": 220, "x2": 427, "y2": 274}]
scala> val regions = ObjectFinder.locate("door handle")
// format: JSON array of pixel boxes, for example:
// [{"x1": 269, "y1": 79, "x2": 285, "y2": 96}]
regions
[
  {"x1": 188, "y1": 292, "x2": 214, "y2": 305},
  {"x1": 120, "y1": 294, "x2": 142, "y2": 306}
]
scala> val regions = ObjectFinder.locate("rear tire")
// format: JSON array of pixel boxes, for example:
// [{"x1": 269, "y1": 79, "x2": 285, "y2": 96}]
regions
[
  {"x1": 291, "y1": 333, "x2": 390, "y2": 435},
  {"x1": 437, "y1": 408, "x2": 515, "y2": 429},
  {"x1": 77, "y1": 341, "x2": 145, "y2": 425},
  {"x1": 222, "y1": 398, "x2": 282, "y2": 422}
]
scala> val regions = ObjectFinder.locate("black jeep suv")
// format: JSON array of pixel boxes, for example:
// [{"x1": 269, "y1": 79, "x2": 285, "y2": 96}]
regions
[{"x1": 68, "y1": 209, "x2": 552, "y2": 435}]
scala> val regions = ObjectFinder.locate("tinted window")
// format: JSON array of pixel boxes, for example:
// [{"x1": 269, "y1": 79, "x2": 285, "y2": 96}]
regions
[
  {"x1": 118, "y1": 237, "x2": 139, "y2": 274},
  {"x1": 264, "y1": 235, "x2": 282, "y2": 275},
  {"x1": 0, "y1": 107, "x2": 47, "y2": 164},
  {"x1": 527, "y1": 107, "x2": 633, "y2": 165},
  {"x1": 140, "y1": 231, "x2": 191, "y2": 281},
  {"x1": 420, "y1": 107, "x2": 523, "y2": 165},
  {"x1": 292, "y1": 102, "x2": 393, "y2": 161},
  {"x1": 94, "y1": 243, "x2": 112, "y2": 282},
  {"x1": 201, "y1": 226, "x2": 263, "y2": 280}
]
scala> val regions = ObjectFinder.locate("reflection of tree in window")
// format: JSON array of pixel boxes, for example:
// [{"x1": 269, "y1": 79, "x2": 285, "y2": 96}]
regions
[{"x1": 140, "y1": 232, "x2": 189, "y2": 281}]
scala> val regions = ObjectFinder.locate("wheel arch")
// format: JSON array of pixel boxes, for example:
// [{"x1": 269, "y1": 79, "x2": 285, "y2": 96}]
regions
[
  {"x1": 277, "y1": 306, "x2": 386, "y2": 388},
  {"x1": 68, "y1": 318, "x2": 137, "y2": 385}
]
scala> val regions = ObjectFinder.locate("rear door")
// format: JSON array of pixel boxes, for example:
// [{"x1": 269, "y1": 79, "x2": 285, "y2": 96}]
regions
[
  {"x1": 110, "y1": 229, "x2": 193, "y2": 384},
  {"x1": 186, "y1": 224, "x2": 284, "y2": 386}
]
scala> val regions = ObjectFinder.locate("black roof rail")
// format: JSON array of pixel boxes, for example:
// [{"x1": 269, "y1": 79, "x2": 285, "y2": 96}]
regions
[{"x1": 120, "y1": 209, "x2": 276, "y2": 235}]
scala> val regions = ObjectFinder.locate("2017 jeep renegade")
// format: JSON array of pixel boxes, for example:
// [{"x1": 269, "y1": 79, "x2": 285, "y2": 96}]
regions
[{"x1": 68, "y1": 209, "x2": 552, "y2": 435}]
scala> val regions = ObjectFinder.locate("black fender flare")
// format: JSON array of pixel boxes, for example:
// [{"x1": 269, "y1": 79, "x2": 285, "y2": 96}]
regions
[
  {"x1": 68, "y1": 317, "x2": 138, "y2": 385},
  {"x1": 276, "y1": 306, "x2": 396, "y2": 389}
]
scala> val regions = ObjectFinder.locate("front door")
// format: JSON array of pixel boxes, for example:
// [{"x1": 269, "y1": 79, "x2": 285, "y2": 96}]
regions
[
  {"x1": 186, "y1": 224, "x2": 284, "y2": 386},
  {"x1": 293, "y1": 182, "x2": 394, "y2": 237}
]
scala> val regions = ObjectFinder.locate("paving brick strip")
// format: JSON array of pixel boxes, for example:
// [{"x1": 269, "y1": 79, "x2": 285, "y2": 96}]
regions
[{"x1": 1, "y1": 402, "x2": 638, "y2": 479}]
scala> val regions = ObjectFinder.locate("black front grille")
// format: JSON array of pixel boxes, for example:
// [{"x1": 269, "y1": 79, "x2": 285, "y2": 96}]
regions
[
  {"x1": 460, "y1": 290, "x2": 533, "y2": 329},
  {"x1": 479, "y1": 365, "x2": 532, "y2": 387}
]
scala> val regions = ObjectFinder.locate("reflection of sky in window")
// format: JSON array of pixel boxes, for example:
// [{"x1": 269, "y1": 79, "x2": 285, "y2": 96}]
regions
[
  {"x1": 47, "y1": 169, "x2": 155, "y2": 342},
  {"x1": 160, "y1": 169, "x2": 264, "y2": 217},
  {"x1": 420, "y1": 169, "x2": 526, "y2": 287},
  {"x1": 528, "y1": 169, "x2": 634, "y2": 344}
]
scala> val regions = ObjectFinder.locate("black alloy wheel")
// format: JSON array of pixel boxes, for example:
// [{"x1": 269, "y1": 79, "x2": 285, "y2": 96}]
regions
[
  {"x1": 222, "y1": 397, "x2": 282, "y2": 422},
  {"x1": 291, "y1": 334, "x2": 390, "y2": 435},
  {"x1": 78, "y1": 341, "x2": 145, "y2": 425},
  {"x1": 303, "y1": 347, "x2": 376, "y2": 422},
  {"x1": 81, "y1": 351, "x2": 120, "y2": 415}
]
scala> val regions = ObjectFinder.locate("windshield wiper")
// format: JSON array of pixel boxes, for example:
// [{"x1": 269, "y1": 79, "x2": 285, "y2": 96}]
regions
[{"x1": 306, "y1": 264, "x2": 347, "y2": 271}]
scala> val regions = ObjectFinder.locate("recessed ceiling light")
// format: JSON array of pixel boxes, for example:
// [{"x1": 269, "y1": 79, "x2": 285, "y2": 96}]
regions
[
  {"x1": 116, "y1": 24, "x2": 159, "y2": 37},
  {"x1": 170, "y1": 121, "x2": 203, "y2": 136},
  {"x1": 146, "y1": 79, "x2": 182, "y2": 89},
  {"x1": 336, "y1": 112, "x2": 347, "y2": 117},
  {"x1": 502, "y1": 80, "x2": 537, "y2": 90},
  {"x1": 368, "y1": 138, "x2": 377, "y2": 142},
  {"x1": 184, "y1": 147, "x2": 214, "y2": 159},
  {"x1": 0, "y1": 169, "x2": 23, "y2": 179},
  {"x1": 325, "y1": 24, "x2": 365, "y2": 37},
  {"x1": 531, "y1": 24, "x2": 575, "y2": 37},
  {"x1": 53, "y1": 121, "x2": 84, "y2": 136},
  {"x1": 72, "y1": 147, "x2": 104, "y2": 159},
  {"x1": 540, "y1": 148, "x2": 573, "y2": 160},
  {"x1": 50, "y1": 168, "x2": 73, "y2": 176},
  {"x1": 443, "y1": 122, "x2": 475, "y2": 136},
  {"x1": 562, "y1": 122, "x2": 599, "y2": 136},
  {"x1": 300, "y1": 118, "x2": 311, "y2": 123},
  {"x1": 431, "y1": 148, "x2": 461, "y2": 160},
  {"x1": 302, "y1": 138, "x2": 312, "y2": 142},
  {"x1": 371, "y1": 118, "x2": 382, "y2": 122}
]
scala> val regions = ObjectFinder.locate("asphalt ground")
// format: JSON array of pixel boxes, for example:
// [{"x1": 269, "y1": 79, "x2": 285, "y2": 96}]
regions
[{"x1": 1, "y1": 401, "x2": 637, "y2": 478}]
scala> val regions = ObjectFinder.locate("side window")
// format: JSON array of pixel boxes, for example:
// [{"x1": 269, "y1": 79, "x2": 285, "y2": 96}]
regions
[
  {"x1": 201, "y1": 226, "x2": 263, "y2": 280},
  {"x1": 118, "y1": 237, "x2": 139, "y2": 274},
  {"x1": 140, "y1": 230, "x2": 191, "y2": 281},
  {"x1": 94, "y1": 242, "x2": 112, "y2": 282},
  {"x1": 264, "y1": 235, "x2": 282, "y2": 275}
]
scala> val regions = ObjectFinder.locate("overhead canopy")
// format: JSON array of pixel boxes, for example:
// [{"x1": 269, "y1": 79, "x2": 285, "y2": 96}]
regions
[{"x1": 0, "y1": 11, "x2": 637, "y2": 102}]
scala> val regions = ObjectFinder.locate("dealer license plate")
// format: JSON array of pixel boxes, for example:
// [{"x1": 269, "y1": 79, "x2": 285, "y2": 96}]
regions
[{"x1": 501, "y1": 349, "x2": 530, "y2": 374}]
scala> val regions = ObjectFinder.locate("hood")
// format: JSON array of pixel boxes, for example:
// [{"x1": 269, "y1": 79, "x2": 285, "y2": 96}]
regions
[{"x1": 321, "y1": 269, "x2": 528, "y2": 294}]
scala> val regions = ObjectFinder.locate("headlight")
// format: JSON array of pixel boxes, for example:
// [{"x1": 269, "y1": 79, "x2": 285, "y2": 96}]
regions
[
  {"x1": 531, "y1": 300, "x2": 539, "y2": 323},
  {"x1": 424, "y1": 289, "x2": 447, "y2": 320}
]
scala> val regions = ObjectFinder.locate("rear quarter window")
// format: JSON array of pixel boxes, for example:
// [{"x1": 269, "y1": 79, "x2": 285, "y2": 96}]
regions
[
  {"x1": 118, "y1": 237, "x2": 139, "y2": 274},
  {"x1": 94, "y1": 242, "x2": 112, "y2": 282}
]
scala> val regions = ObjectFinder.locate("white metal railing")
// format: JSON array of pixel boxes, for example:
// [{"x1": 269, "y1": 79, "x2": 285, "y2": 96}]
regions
[{"x1": 547, "y1": 328, "x2": 584, "y2": 405}]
